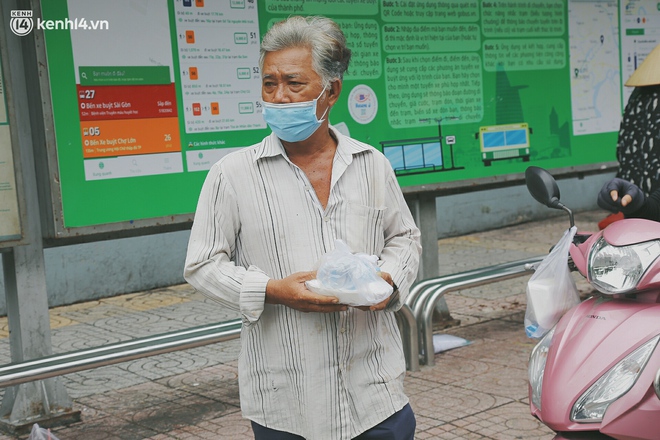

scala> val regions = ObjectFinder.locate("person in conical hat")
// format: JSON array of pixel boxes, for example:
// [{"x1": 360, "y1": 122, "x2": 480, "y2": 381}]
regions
[
  {"x1": 598, "y1": 44, "x2": 660, "y2": 229},
  {"x1": 625, "y1": 44, "x2": 660, "y2": 87},
  {"x1": 616, "y1": 44, "x2": 660, "y2": 196}
]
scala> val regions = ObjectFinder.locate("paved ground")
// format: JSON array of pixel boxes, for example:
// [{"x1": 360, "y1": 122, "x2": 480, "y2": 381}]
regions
[{"x1": 0, "y1": 209, "x2": 605, "y2": 439}]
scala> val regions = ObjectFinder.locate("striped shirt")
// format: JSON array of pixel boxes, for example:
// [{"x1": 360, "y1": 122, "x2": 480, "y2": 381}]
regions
[{"x1": 184, "y1": 127, "x2": 421, "y2": 439}]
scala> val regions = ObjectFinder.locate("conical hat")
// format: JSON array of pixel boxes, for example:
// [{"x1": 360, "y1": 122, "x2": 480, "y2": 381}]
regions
[{"x1": 625, "y1": 44, "x2": 660, "y2": 86}]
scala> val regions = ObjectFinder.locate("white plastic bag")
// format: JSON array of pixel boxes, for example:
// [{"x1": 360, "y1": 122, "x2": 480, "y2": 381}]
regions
[
  {"x1": 525, "y1": 226, "x2": 580, "y2": 338},
  {"x1": 433, "y1": 334, "x2": 472, "y2": 353},
  {"x1": 28, "y1": 423, "x2": 60, "y2": 440},
  {"x1": 306, "y1": 240, "x2": 393, "y2": 306}
]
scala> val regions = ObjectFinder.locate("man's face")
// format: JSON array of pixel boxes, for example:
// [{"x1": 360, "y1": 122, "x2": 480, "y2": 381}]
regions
[{"x1": 262, "y1": 46, "x2": 328, "y2": 116}]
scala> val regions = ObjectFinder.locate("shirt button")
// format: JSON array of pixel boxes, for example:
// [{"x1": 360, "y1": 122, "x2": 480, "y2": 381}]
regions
[
  {"x1": 324, "y1": 216, "x2": 330, "y2": 222},
  {"x1": 340, "y1": 327, "x2": 346, "y2": 333}
]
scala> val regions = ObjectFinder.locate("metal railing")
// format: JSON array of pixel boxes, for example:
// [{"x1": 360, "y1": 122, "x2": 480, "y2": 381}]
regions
[
  {"x1": 0, "y1": 304, "x2": 420, "y2": 388},
  {"x1": 0, "y1": 320, "x2": 243, "y2": 388},
  {"x1": 406, "y1": 257, "x2": 543, "y2": 366},
  {"x1": 396, "y1": 304, "x2": 419, "y2": 372},
  {"x1": 0, "y1": 255, "x2": 545, "y2": 388}
]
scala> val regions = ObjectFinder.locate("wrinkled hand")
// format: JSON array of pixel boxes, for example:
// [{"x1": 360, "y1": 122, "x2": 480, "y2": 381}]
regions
[
  {"x1": 265, "y1": 271, "x2": 348, "y2": 313},
  {"x1": 597, "y1": 178, "x2": 646, "y2": 214},
  {"x1": 355, "y1": 271, "x2": 395, "y2": 312}
]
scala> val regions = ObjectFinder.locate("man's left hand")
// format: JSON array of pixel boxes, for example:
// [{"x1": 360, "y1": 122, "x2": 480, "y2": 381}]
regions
[{"x1": 355, "y1": 271, "x2": 395, "y2": 312}]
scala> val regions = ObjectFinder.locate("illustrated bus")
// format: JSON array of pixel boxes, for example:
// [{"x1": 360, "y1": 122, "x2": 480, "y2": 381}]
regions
[{"x1": 478, "y1": 123, "x2": 530, "y2": 166}]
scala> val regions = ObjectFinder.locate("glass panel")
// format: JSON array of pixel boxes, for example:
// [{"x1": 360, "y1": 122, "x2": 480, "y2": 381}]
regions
[
  {"x1": 384, "y1": 146, "x2": 404, "y2": 170},
  {"x1": 483, "y1": 131, "x2": 505, "y2": 149},
  {"x1": 423, "y1": 142, "x2": 442, "y2": 167},
  {"x1": 505, "y1": 129, "x2": 527, "y2": 146},
  {"x1": 404, "y1": 144, "x2": 424, "y2": 168}
]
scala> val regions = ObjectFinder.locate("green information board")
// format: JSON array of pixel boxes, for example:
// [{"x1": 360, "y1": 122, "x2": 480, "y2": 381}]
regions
[{"x1": 37, "y1": 0, "x2": 629, "y2": 233}]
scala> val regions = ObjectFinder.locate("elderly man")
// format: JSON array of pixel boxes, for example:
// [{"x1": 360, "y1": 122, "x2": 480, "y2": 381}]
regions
[{"x1": 185, "y1": 15, "x2": 421, "y2": 440}]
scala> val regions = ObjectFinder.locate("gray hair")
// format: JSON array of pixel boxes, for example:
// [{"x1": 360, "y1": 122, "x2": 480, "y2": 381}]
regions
[{"x1": 259, "y1": 16, "x2": 352, "y2": 87}]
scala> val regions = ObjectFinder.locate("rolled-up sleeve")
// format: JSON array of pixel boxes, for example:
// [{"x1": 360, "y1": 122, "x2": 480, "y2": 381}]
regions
[
  {"x1": 184, "y1": 162, "x2": 269, "y2": 324},
  {"x1": 378, "y1": 167, "x2": 422, "y2": 310}
]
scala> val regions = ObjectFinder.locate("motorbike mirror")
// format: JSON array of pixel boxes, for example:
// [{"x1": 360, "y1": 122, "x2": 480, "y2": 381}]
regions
[
  {"x1": 525, "y1": 166, "x2": 575, "y2": 228},
  {"x1": 525, "y1": 166, "x2": 562, "y2": 209}
]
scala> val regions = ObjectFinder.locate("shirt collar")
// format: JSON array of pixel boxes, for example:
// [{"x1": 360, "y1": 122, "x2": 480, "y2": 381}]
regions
[
  {"x1": 253, "y1": 126, "x2": 371, "y2": 163},
  {"x1": 253, "y1": 131, "x2": 285, "y2": 160}
]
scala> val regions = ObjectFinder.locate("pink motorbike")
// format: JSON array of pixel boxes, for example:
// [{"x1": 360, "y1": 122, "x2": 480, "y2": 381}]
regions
[{"x1": 525, "y1": 166, "x2": 660, "y2": 440}]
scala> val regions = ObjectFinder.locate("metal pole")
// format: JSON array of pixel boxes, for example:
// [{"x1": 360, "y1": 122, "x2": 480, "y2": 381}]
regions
[
  {"x1": 437, "y1": 119, "x2": 444, "y2": 169},
  {"x1": 404, "y1": 257, "x2": 542, "y2": 363},
  {"x1": 0, "y1": 321, "x2": 243, "y2": 388},
  {"x1": 0, "y1": 305, "x2": 421, "y2": 389},
  {"x1": 418, "y1": 260, "x2": 539, "y2": 366},
  {"x1": 405, "y1": 194, "x2": 458, "y2": 327},
  {"x1": 0, "y1": 0, "x2": 78, "y2": 431},
  {"x1": 396, "y1": 305, "x2": 419, "y2": 372},
  {"x1": 409, "y1": 257, "x2": 542, "y2": 320}
]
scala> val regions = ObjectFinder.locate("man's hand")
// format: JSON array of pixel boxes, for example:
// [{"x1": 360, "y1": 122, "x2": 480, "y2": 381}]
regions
[
  {"x1": 265, "y1": 271, "x2": 348, "y2": 313},
  {"x1": 355, "y1": 271, "x2": 396, "y2": 312},
  {"x1": 597, "y1": 178, "x2": 646, "y2": 214}
]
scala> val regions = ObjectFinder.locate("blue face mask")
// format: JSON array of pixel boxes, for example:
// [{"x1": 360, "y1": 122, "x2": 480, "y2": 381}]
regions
[{"x1": 262, "y1": 87, "x2": 329, "y2": 142}]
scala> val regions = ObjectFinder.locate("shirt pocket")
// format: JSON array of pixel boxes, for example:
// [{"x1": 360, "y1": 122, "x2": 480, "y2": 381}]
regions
[{"x1": 345, "y1": 202, "x2": 386, "y2": 256}]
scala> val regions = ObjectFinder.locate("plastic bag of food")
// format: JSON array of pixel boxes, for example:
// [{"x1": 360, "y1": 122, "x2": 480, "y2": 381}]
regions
[{"x1": 306, "y1": 240, "x2": 393, "y2": 306}]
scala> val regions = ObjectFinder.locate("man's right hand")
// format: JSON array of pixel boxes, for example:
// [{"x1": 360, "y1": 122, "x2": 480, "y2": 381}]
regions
[
  {"x1": 597, "y1": 178, "x2": 646, "y2": 214},
  {"x1": 265, "y1": 271, "x2": 348, "y2": 313}
]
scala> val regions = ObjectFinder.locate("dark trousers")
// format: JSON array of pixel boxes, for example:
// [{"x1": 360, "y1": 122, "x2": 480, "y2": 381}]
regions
[{"x1": 251, "y1": 403, "x2": 416, "y2": 440}]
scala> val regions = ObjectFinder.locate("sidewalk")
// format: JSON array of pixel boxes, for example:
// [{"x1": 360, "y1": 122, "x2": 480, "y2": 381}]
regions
[{"x1": 0, "y1": 209, "x2": 603, "y2": 440}]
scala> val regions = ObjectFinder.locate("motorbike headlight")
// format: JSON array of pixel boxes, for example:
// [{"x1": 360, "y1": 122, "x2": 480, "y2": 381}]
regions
[
  {"x1": 588, "y1": 238, "x2": 660, "y2": 294},
  {"x1": 529, "y1": 326, "x2": 555, "y2": 410},
  {"x1": 572, "y1": 335, "x2": 659, "y2": 422}
]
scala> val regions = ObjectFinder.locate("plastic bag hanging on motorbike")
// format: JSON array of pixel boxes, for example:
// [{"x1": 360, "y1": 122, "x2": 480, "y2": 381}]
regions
[
  {"x1": 305, "y1": 239, "x2": 393, "y2": 306},
  {"x1": 525, "y1": 226, "x2": 580, "y2": 338}
]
